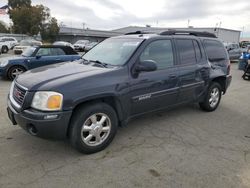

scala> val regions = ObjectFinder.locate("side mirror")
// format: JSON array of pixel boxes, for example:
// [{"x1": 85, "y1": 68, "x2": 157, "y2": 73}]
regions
[
  {"x1": 36, "y1": 55, "x2": 41, "y2": 59},
  {"x1": 135, "y1": 60, "x2": 157, "y2": 72}
]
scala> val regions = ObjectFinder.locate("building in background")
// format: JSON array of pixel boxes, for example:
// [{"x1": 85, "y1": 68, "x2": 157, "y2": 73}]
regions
[
  {"x1": 112, "y1": 26, "x2": 241, "y2": 44},
  {"x1": 57, "y1": 27, "x2": 121, "y2": 43},
  {"x1": 1, "y1": 26, "x2": 242, "y2": 44}
]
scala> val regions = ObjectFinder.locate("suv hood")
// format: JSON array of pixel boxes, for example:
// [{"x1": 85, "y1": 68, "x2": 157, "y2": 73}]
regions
[{"x1": 16, "y1": 61, "x2": 116, "y2": 90}]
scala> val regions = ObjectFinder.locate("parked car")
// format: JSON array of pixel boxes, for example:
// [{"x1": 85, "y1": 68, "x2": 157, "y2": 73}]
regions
[
  {"x1": 73, "y1": 40, "x2": 90, "y2": 51},
  {"x1": 224, "y1": 43, "x2": 242, "y2": 60},
  {"x1": 84, "y1": 42, "x2": 98, "y2": 52},
  {"x1": 13, "y1": 40, "x2": 42, "y2": 55},
  {"x1": 240, "y1": 41, "x2": 250, "y2": 48},
  {"x1": 53, "y1": 41, "x2": 74, "y2": 49},
  {"x1": 0, "y1": 45, "x2": 80, "y2": 80},
  {"x1": 7, "y1": 31, "x2": 232, "y2": 154},
  {"x1": 0, "y1": 43, "x2": 2, "y2": 55},
  {"x1": 0, "y1": 37, "x2": 18, "y2": 53}
]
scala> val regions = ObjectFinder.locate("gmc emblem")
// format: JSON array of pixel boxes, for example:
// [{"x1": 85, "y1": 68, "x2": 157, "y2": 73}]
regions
[{"x1": 14, "y1": 88, "x2": 22, "y2": 99}]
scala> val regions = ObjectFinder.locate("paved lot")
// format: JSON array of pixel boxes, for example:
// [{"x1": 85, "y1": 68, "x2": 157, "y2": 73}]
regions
[{"x1": 0, "y1": 58, "x2": 250, "y2": 187}]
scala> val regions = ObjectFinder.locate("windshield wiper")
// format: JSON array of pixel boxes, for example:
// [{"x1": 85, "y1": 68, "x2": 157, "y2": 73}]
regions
[
  {"x1": 80, "y1": 58, "x2": 90, "y2": 64},
  {"x1": 89, "y1": 60, "x2": 108, "y2": 68}
]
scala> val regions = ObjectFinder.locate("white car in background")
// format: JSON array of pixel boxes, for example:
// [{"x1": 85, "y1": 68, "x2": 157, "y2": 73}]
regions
[
  {"x1": 84, "y1": 41, "x2": 98, "y2": 52},
  {"x1": 0, "y1": 37, "x2": 18, "y2": 53},
  {"x1": 73, "y1": 40, "x2": 89, "y2": 51},
  {"x1": 13, "y1": 40, "x2": 42, "y2": 55}
]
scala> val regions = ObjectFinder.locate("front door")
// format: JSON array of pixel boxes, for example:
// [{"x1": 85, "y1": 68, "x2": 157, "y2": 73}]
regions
[{"x1": 129, "y1": 39, "x2": 179, "y2": 116}]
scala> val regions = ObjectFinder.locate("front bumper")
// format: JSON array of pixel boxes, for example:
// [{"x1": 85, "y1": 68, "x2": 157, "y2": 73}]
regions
[
  {"x1": 7, "y1": 98, "x2": 72, "y2": 139},
  {"x1": 0, "y1": 66, "x2": 8, "y2": 77},
  {"x1": 13, "y1": 49, "x2": 23, "y2": 54},
  {"x1": 0, "y1": 67, "x2": 5, "y2": 77}
]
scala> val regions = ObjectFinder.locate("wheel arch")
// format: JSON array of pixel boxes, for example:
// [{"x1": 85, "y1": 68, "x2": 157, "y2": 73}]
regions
[
  {"x1": 211, "y1": 76, "x2": 226, "y2": 94},
  {"x1": 66, "y1": 96, "x2": 125, "y2": 137}
]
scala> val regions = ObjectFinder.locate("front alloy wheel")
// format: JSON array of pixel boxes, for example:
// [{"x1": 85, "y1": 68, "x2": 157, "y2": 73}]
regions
[
  {"x1": 81, "y1": 113, "x2": 111, "y2": 146},
  {"x1": 70, "y1": 103, "x2": 118, "y2": 154},
  {"x1": 8, "y1": 66, "x2": 26, "y2": 80}
]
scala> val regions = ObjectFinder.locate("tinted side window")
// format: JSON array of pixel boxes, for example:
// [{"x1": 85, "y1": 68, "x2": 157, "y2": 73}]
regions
[
  {"x1": 176, "y1": 39, "x2": 196, "y2": 65},
  {"x1": 193, "y1": 40, "x2": 202, "y2": 62},
  {"x1": 204, "y1": 40, "x2": 227, "y2": 60},
  {"x1": 51, "y1": 48, "x2": 66, "y2": 56},
  {"x1": 36, "y1": 48, "x2": 51, "y2": 56},
  {"x1": 140, "y1": 40, "x2": 174, "y2": 70}
]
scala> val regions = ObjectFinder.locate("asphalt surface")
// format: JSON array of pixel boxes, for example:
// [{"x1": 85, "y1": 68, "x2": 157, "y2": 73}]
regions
[{"x1": 0, "y1": 52, "x2": 250, "y2": 188}]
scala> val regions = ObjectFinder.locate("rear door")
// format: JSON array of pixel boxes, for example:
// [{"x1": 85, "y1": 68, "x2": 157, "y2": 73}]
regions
[{"x1": 176, "y1": 39, "x2": 207, "y2": 103}]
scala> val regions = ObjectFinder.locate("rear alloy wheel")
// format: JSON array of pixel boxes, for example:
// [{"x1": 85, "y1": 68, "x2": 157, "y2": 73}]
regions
[
  {"x1": 70, "y1": 103, "x2": 118, "y2": 154},
  {"x1": 2, "y1": 46, "x2": 8, "y2": 53},
  {"x1": 199, "y1": 82, "x2": 222, "y2": 112},
  {"x1": 8, "y1": 66, "x2": 26, "y2": 80}
]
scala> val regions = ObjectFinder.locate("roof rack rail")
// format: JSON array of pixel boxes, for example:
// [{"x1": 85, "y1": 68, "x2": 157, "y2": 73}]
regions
[
  {"x1": 124, "y1": 31, "x2": 153, "y2": 35},
  {"x1": 159, "y1": 30, "x2": 217, "y2": 38}
]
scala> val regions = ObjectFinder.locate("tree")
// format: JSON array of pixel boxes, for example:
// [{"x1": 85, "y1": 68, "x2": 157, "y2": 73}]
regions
[
  {"x1": 8, "y1": 0, "x2": 31, "y2": 9},
  {"x1": 41, "y1": 17, "x2": 60, "y2": 42},
  {"x1": 8, "y1": 0, "x2": 59, "y2": 39},
  {"x1": 0, "y1": 21, "x2": 9, "y2": 33}
]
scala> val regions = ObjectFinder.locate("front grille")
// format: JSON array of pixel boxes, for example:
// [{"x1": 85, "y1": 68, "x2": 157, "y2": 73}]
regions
[{"x1": 12, "y1": 84, "x2": 27, "y2": 106}]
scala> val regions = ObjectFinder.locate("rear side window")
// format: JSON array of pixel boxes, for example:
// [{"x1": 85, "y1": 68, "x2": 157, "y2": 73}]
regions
[
  {"x1": 176, "y1": 39, "x2": 196, "y2": 65},
  {"x1": 203, "y1": 40, "x2": 227, "y2": 61}
]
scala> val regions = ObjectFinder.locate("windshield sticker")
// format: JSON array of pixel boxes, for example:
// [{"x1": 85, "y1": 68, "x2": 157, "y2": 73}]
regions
[{"x1": 123, "y1": 42, "x2": 140, "y2": 46}]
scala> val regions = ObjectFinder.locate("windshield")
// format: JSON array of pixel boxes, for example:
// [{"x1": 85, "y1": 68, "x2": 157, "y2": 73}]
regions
[
  {"x1": 83, "y1": 38, "x2": 143, "y2": 66},
  {"x1": 22, "y1": 47, "x2": 36, "y2": 57}
]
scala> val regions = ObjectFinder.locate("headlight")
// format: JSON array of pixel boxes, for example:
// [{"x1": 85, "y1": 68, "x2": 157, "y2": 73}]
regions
[
  {"x1": 0, "y1": 60, "x2": 8, "y2": 67},
  {"x1": 31, "y1": 91, "x2": 63, "y2": 111}
]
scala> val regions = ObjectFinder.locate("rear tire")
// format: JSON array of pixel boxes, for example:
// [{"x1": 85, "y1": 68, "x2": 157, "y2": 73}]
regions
[
  {"x1": 69, "y1": 102, "x2": 118, "y2": 154},
  {"x1": 199, "y1": 82, "x2": 222, "y2": 112},
  {"x1": 7, "y1": 66, "x2": 26, "y2": 80}
]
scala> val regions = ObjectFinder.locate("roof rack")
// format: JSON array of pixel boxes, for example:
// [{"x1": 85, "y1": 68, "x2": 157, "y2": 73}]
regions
[
  {"x1": 124, "y1": 31, "x2": 153, "y2": 35},
  {"x1": 159, "y1": 30, "x2": 217, "y2": 38}
]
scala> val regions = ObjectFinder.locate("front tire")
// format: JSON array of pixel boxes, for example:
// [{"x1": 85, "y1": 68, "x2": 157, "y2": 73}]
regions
[
  {"x1": 199, "y1": 82, "x2": 222, "y2": 112},
  {"x1": 70, "y1": 103, "x2": 118, "y2": 154},
  {"x1": 7, "y1": 66, "x2": 26, "y2": 80}
]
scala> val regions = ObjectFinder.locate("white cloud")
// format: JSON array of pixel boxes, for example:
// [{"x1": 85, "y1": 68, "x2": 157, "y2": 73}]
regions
[
  {"x1": 1, "y1": 0, "x2": 250, "y2": 36},
  {"x1": 108, "y1": 0, "x2": 166, "y2": 18}
]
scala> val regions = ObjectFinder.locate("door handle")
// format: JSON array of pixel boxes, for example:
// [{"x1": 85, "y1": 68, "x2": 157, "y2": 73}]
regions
[
  {"x1": 200, "y1": 69, "x2": 206, "y2": 73},
  {"x1": 56, "y1": 59, "x2": 61, "y2": 61},
  {"x1": 169, "y1": 75, "x2": 177, "y2": 79}
]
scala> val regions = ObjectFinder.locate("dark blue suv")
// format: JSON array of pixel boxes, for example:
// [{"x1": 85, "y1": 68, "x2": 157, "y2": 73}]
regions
[{"x1": 7, "y1": 31, "x2": 232, "y2": 154}]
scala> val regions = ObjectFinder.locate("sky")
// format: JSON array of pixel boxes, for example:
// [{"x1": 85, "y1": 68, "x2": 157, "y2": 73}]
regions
[{"x1": 1, "y1": 0, "x2": 250, "y2": 36}]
